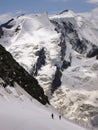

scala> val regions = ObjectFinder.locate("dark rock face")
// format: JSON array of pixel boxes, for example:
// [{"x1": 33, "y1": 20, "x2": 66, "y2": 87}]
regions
[
  {"x1": 0, "y1": 26, "x2": 3, "y2": 38},
  {"x1": 0, "y1": 19, "x2": 14, "y2": 38},
  {"x1": 51, "y1": 67, "x2": 62, "y2": 93},
  {"x1": 96, "y1": 55, "x2": 98, "y2": 59},
  {"x1": 51, "y1": 20, "x2": 90, "y2": 55},
  {"x1": 51, "y1": 18, "x2": 98, "y2": 63},
  {"x1": 0, "y1": 45, "x2": 49, "y2": 105},
  {"x1": 1, "y1": 19, "x2": 14, "y2": 29},
  {"x1": 15, "y1": 25, "x2": 21, "y2": 33},
  {"x1": 32, "y1": 48, "x2": 46, "y2": 76},
  {"x1": 91, "y1": 115, "x2": 98, "y2": 127},
  {"x1": 87, "y1": 47, "x2": 98, "y2": 58},
  {"x1": 61, "y1": 60, "x2": 71, "y2": 70},
  {"x1": 70, "y1": 38, "x2": 88, "y2": 54}
]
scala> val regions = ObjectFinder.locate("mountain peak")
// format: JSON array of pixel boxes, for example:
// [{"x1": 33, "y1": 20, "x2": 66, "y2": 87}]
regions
[
  {"x1": 50, "y1": 10, "x2": 75, "y2": 19},
  {"x1": 59, "y1": 9, "x2": 75, "y2": 16},
  {"x1": 59, "y1": 9, "x2": 70, "y2": 14}
]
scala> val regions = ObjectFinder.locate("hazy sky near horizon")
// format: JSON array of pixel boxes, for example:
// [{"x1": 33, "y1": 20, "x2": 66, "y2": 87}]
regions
[{"x1": 0, "y1": 0, "x2": 98, "y2": 14}]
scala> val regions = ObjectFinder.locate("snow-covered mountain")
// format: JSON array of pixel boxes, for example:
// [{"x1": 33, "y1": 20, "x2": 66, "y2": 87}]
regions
[{"x1": 0, "y1": 10, "x2": 98, "y2": 129}]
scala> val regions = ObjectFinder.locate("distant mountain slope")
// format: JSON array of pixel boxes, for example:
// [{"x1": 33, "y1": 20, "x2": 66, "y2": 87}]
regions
[
  {"x1": 0, "y1": 44, "x2": 49, "y2": 105},
  {"x1": 0, "y1": 10, "x2": 98, "y2": 129}
]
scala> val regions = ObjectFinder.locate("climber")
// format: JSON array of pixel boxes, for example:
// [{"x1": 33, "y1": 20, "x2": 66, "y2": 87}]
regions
[
  {"x1": 51, "y1": 113, "x2": 54, "y2": 119},
  {"x1": 59, "y1": 115, "x2": 61, "y2": 120}
]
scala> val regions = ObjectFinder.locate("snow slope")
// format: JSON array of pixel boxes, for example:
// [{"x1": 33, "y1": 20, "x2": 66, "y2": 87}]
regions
[{"x1": 0, "y1": 82, "x2": 86, "y2": 130}]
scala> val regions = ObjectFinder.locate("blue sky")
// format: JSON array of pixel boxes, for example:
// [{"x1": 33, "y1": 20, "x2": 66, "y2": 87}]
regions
[{"x1": 0, "y1": 0, "x2": 98, "y2": 14}]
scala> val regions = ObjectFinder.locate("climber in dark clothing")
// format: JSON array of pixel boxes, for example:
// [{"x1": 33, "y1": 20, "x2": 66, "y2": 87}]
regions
[
  {"x1": 59, "y1": 115, "x2": 61, "y2": 120},
  {"x1": 51, "y1": 113, "x2": 54, "y2": 119}
]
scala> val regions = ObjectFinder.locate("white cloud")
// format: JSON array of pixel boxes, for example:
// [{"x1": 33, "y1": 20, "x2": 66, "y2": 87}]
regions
[
  {"x1": 79, "y1": 7, "x2": 98, "y2": 22},
  {"x1": 78, "y1": 8, "x2": 98, "y2": 30},
  {"x1": 0, "y1": 10, "x2": 25, "y2": 24},
  {"x1": 0, "y1": 13, "x2": 13, "y2": 24},
  {"x1": 89, "y1": 8, "x2": 98, "y2": 20},
  {"x1": 86, "y1": 0, "x2": 98, "y2": 3}
]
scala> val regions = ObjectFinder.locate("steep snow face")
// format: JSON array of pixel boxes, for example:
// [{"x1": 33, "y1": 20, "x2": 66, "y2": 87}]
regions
[
  {"x1": 0, "y1": 13, "x2": 61, "y2": 94},
  {"x1": 0, "y1": 13, "x2": 60, "y2": 74},
  {"x1": 0, "y1": 11, "x2": 98, "y2": 129}
]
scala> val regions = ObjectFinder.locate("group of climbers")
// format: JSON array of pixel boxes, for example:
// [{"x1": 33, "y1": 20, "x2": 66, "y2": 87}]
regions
[{"x1": 51, "y1": 113, "x2": 61, "y2": 120}]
